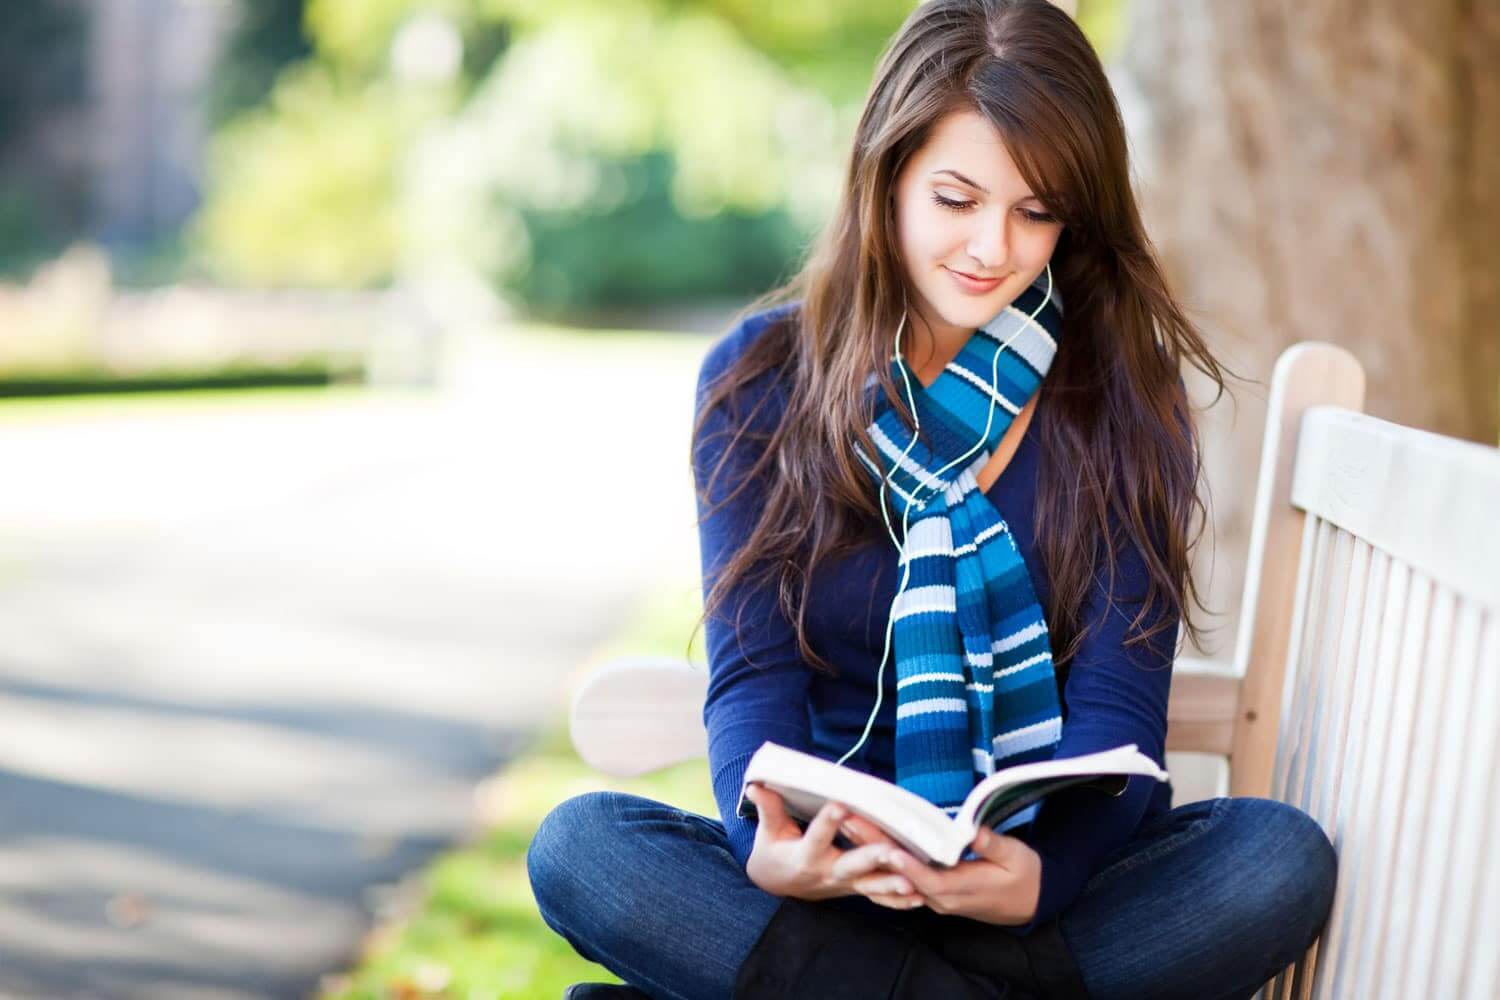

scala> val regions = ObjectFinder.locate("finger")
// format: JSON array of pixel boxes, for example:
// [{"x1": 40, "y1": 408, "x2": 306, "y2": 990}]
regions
[
  {"x1": 746, "y1": 784, "x2": 795, "y2": 839},
  {"x1": 968, "y1": 827, "x2": 1020, "y2": 867},
  {"x1": 800, "y1": 800, "x2": 847, "y2": 852},
  {"x1": 861, "y1": 889, "x2": 926, "y2": 910},
  {"x1": 840, "y1": 813, "x2": 898, "y2": 848},
  {"x1": 830, "y1": 843, "x2": 896, "y2": 881},
  {"x1": 852, "y1": 873, "x2": 914, "y2": 896},
  {"x1": 884, "y1": 849, "x2": 958, "y2": 899}
]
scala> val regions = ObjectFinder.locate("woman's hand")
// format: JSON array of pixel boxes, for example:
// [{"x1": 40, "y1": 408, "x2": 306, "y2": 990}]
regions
[
  {"x1": 742, "y1": 782, "x2": 925, "y2": 909},
  {"x1": 877, "y1": 827, "x2": 1044, "y2": 926}
]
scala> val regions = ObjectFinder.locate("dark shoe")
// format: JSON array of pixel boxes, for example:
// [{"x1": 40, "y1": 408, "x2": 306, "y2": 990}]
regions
[
  {"x1": 732, "y1": 896, "x2": 1090, "y2": 999},
  {"x1": 562, "y1": 983, "x2": 652, "y2": 999}
]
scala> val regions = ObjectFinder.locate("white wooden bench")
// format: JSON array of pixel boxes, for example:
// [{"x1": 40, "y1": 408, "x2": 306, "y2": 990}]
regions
[{"x1": 568, "y1": 341, "x2": 1500, "y2": 999}]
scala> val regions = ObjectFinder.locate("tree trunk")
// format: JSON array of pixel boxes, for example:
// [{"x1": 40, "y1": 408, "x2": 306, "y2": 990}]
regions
[{"x1": 1112, "y1": 1, "x2": 1499, "y2": 661}]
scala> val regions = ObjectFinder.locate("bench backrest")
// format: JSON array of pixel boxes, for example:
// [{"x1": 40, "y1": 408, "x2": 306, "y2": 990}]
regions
[{"x1": 1217, "y1": 343, "x2": 1500, "y2": 999}]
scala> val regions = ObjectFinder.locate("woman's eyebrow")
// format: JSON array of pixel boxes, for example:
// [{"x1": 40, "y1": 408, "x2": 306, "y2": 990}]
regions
[
  {"x1": 930, "y1": 168, "x2": 1040, "y2": 203},
  {"x1": 931, "y1": 168, "x2": 989, "y2": 193}
]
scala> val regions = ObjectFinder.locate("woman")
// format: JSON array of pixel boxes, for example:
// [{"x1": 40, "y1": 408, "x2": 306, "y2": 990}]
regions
[{"x1": 528, "y1": 1, "x2": 1337, "y2": 998}]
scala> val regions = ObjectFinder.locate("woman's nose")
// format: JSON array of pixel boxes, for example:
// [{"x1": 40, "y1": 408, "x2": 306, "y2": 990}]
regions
[{"x1": 966, "y1": 218, "x2": 1008, "y2": 271}]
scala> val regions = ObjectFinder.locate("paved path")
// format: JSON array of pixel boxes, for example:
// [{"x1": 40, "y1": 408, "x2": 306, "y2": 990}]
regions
[{"x1": 0, "y1": 325, "x2": 710, "y2": 999}]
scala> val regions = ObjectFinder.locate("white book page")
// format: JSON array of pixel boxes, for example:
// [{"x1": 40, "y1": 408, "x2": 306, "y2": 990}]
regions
[
  {"x1": 955, "y1": 744, "x2": 1167, "y2": 829},
  {"x1": 742, "y1": 744, "x2": 959, "y2": 863}
]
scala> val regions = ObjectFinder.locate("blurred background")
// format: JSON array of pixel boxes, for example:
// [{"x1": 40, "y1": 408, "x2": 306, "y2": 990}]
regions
[{"x1": 0, "y1": 1, "x2": 1493, "y2": 997}]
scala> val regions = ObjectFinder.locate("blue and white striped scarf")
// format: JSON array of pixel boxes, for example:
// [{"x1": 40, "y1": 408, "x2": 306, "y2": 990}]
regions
[{"x1": 854, "y1": 271, "x2": 1065, "y2": 830}]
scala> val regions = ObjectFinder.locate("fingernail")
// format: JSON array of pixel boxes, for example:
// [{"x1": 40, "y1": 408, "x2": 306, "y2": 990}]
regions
[
  {"x1": 889, "y1": 855, "x2": 904, "y2": 869},
  {"x1": 830, "y1": 806, "x2": 846, "y2": 821}
]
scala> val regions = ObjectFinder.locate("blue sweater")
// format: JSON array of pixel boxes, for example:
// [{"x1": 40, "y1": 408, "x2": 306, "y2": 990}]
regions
[{"x1": 691, "y1": 303, "x2": 1178, "y2": 936}]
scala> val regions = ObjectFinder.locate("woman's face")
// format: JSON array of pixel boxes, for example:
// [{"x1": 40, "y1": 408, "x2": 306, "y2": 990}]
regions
[{"x1": 892, "y1": 108, "x2": 1065, "y2": 355}]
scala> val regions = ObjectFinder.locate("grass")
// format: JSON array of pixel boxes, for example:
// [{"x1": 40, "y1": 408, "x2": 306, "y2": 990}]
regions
[
  {"x1": 317, "y1": 725, "x2": 715, "y2": 1000},
  {"x1": 0, "y1": 364, "x2": 341, "y2": 399},
  {"x1": 0, "y1": 382, "x2": 422, "y2": 427},
  {"x1": 318, "y1": 580, "x2": 713, "y2": 1000}
]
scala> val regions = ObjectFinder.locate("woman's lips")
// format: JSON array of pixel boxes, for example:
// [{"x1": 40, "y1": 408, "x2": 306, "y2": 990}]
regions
[{"x1": 944, "y1": 266, "x2": 1004, "y2": 294}]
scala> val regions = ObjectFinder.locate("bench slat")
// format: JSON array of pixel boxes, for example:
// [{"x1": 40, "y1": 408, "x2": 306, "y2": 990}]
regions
[
  {"x1": 1268, "y1": 518, "x2": 1347, "y2": 1000},
  {"x1": 1319, "y1": 550, "x2": 1402, "y2": 997},
  {"x1": 1463, "y1": 621, "x2": 1500, "y2": 1000},
  {"x1": 1298, "y1": 544, "x2": 1397, "y2": 996},
  {"x1": 1402, "y1": 597, "x2": 1486, "y2": 997},
  {"x1": 1270, "y1": 515, "x2": 1327, "y2": 810},
  {"x1": 1377, "y1": 582, "x2": 1455, "y2": 994},
  {"x1": 1352, "y1": 566, "x2": 1433, "y2": 998}
]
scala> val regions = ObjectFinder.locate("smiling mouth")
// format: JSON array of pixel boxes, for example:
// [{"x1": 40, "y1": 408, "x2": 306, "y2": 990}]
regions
[{"x1": 950, "y1": 268, "x2": 1000, "y2": 280}]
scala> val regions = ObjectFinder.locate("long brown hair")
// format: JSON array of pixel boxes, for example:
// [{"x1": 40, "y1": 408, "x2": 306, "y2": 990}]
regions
[{"x1": 691, "y1": 0, "x2": 1240, "y2": 687}]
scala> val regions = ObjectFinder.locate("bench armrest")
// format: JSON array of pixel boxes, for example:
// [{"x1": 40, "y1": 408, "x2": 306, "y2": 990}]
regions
[{"x1": 569, "y1": 656, "x2": 709, "y2": 777}]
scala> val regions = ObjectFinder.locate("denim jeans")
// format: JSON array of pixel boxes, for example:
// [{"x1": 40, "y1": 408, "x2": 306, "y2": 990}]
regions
[{"x1": 527, "y1": 792, "x2": 1337, "y2": 1000}]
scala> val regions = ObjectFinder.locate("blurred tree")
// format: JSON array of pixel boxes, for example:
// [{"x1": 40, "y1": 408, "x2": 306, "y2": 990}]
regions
[
  {"x1": 0, "y1": 1, "x2": 87, "y2": 275},
  {"x1": 195, "y1": 0, "x2": 860, "y2": 294},
  {"x1": 192, "y1": 66, "x2": 432, "y2": 288},
  {"x1": 515, "y1": 150, "x2": 805, "y2": 310},
  {"x1": 193, "y1": 0, "x2": 496, "y2": 288},
  {"x1": 203, "y1": 0, "x2": 313, "y2": 127},
  {"x1": 193, "y1": 0, "x2": 1124, "y2": 308},
  {"x1": 0, "y1": 3, "x2": 86, "y2": 152},
  {"x1": 1114, "y1": 1, "x2": 1499, "y2": 658}
]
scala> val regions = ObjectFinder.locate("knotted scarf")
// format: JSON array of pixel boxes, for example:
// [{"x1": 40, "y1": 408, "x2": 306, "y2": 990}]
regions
[{"x1": 851, "y1": 270, "x2": 1065, "y2": 830}]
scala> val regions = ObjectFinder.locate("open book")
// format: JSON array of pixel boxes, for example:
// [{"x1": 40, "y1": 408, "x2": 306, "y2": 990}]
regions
[{"x1": 736, "y1": 741, "x2": 1170, "y2": 867}]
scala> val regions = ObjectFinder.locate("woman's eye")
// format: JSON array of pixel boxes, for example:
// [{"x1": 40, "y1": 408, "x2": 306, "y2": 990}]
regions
[
  {"x1": 930, "y1": 192, "x2": 972, "y2": 212},
  {"x1": 1020, "y1": 208, "x2": 1059, "y2": 224},
  {"x1": 931, "y1": 191, "x2": 1057, "y2": 225}
]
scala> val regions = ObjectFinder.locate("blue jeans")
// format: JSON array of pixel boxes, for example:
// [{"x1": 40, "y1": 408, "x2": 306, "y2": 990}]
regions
[{"x1": 527, "y1": 792, "x2": 1336, "y2": 1000}]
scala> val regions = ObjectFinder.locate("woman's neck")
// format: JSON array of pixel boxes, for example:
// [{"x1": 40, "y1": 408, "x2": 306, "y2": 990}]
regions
[{"x1": 903, "y1": 308, "x2": 970, "y2": 388}]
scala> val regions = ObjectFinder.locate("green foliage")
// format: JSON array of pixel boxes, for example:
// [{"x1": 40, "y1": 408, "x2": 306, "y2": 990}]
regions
[
  {"x1": 0, "y1": 365, "x2": 338, "y2": 400},
  {"x1": 203, "y1": 0, "x2": 313, "y2": 128},
  {"x1": 0, "y1": 176, "x2": 58, "y2": 278},
  {"x1": 303, "y1": 0, "x2": 514, "y2": 88},
  {"x1": 194, "y1": 0, "x2": 1125, "y2": 300},
  {"x1": 0, "y1": 383, "x2": 379, "y2": 427},
  {"x1": 197, "y1": 0, "x2": 845, "y2": 292},
  {"x1": 1075, "y1": 0, "x2": 1127, "y2": 63},
  {"x1": 191, "y1": 65, "x2": 445, "y2": 288},
  {"x1": 516, "y1": 151, "x2": 806, "y2": 312},
  {"x1": 305, "y1": 0, "x2": 464, "y2": 75},
  {"x1": 684, "y1": 0, "x2": 918, "y2": 102}
]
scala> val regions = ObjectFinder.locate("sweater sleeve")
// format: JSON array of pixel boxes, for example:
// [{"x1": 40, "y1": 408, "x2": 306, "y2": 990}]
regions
[
  {"x1": 1004, "y1": 516, "x2": 1179, "y2": 936},
  {"x1": 691, "y1": 319, "x2": 815, "y2": 871}
]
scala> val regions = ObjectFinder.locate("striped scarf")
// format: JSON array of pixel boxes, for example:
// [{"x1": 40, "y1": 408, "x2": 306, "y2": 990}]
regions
[{"x1": 854, "y1": 271, "x2": 1065, "y2": 829}]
